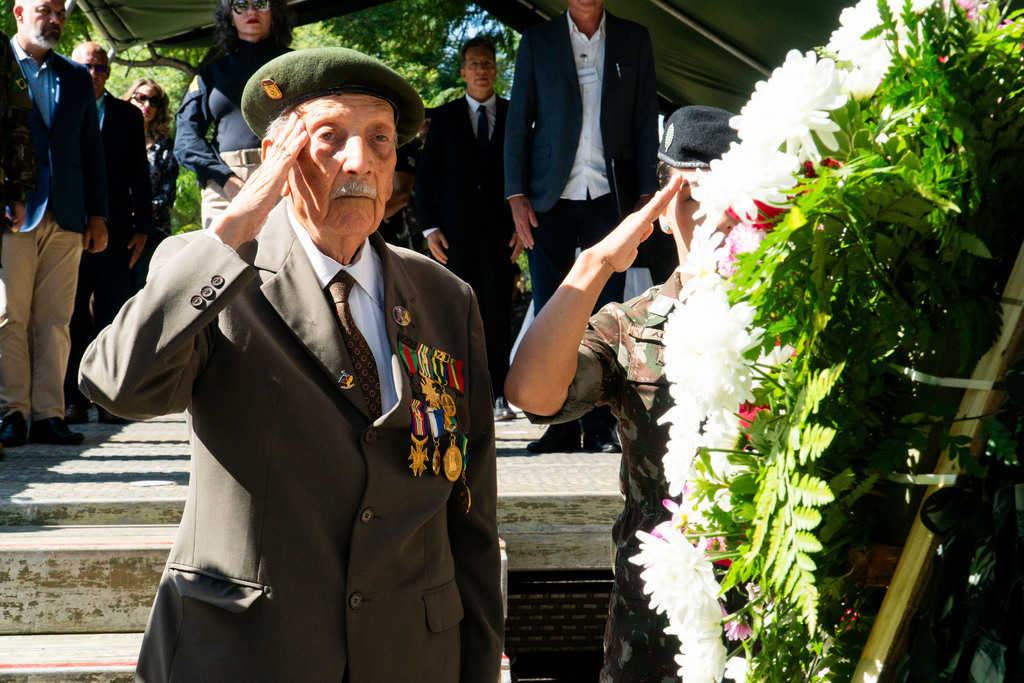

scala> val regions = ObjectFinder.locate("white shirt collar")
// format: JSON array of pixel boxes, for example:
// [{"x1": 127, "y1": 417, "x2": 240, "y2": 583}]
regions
[
  {"x1": 567, "y1": 10, "x2": 606, "y2": 42},
  {"x1": 286, "y1": 204, "x2": 384, "y2": 307},
  {"x1": 465, "y1": 92, "x2": 496, "y2": 112}
]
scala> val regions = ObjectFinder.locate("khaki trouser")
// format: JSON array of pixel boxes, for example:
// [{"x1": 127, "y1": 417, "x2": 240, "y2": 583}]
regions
[
  {"x1": 200, "y1": 148, "x2": 262, "y2": 230},
  {"x1": 0, "y1": 211, "x2": 83, "y2": 420}
]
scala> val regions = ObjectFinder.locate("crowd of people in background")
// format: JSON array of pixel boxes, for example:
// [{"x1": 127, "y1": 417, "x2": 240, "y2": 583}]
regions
[{"x1": 1, "y1": 0, "x2": 706, "y2": 678}]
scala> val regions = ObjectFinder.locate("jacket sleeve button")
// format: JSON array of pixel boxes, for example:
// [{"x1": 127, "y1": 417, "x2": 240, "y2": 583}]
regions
[
  {"x1": 200, "y1": 286, "x2": 216, "y2": 300},
  {"x1": 190, "y1": 295, "x2": 204, "y2": 308},
  {"x1": 211, "y1": 275, "x2": 225, "y2": 288}
]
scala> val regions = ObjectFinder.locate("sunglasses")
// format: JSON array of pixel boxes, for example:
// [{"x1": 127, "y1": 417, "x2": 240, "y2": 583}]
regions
[
  {"x1": 131, "y1": 92, "x2": 163, "y2": 107},
  {"x1": 85, "y1": 64, "x2": 110, "y2": 74},
  {"x1": 230, "y1": 0, "x2": 270, "y2": 14}
]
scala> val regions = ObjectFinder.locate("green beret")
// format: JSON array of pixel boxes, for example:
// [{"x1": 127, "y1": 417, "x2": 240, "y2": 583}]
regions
[{"x1": 242, "y1": 47, "x2": 424, "y2": 146}]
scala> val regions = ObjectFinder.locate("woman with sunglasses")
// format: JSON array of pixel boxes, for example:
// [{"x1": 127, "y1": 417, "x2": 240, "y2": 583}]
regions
[
  {"x1": 123, "y1": 78, "x2": 179, "y2": 292},
  {"x1": 174, "y1": 0, "x2": 294, "y2": 229}
]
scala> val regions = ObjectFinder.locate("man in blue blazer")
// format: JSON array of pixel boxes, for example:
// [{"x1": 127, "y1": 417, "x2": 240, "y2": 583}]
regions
[
  {"x1": 1, "y1": 0, "x2": 108, "y2": 448},
  {"x1": 64, "y1": 42, "x2": 151, "y2": 426},
  {"x1": 416, "y1": 36, "x2": 521, "y2": 422},
  {"x1": 504, "y1": 0, "x2": 658, "y2": 453}
]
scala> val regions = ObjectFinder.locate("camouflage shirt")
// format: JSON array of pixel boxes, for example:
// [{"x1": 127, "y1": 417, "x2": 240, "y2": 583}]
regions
[
  {"x1": 1, "y1": 33, "x2": 37, "y2": 220},
  {"x1": 530, "y1": 271, "x2": 686, "y2": 682}
]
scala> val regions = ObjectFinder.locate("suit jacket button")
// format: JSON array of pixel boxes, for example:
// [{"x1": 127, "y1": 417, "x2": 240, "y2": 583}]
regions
[
  {"x1": 190, "y1": 295, "x2": 204, "y2": 308},
  {"x1": 200, "y1": 286, "x2": 215, "y2": 300},
  {"x1": 211, "y1": 275, "x2": 225, "y2": 288},
  {"x1": 363, "y1": 429, "x2": 377, "y2": 444},
  {"x1": 360, "y1": 507, "x2": 374, "y2": 524},
  {"x1": 349, "y1": 592, "x2": 363, "y2": 609}
]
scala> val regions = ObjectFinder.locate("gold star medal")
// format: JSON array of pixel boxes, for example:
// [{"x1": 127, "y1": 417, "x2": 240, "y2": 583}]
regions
[{"x1": 409, "y1": 435, "x2": 428, "y2": 477}]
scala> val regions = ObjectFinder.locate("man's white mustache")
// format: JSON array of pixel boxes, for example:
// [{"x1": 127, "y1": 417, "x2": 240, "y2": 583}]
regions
[{"x1": 331, "y1": 181, "x2": 377, "y2": 200}]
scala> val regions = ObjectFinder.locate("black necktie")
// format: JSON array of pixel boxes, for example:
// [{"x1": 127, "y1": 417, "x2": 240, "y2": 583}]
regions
[{"x1": 476, "y1": 104, "x2": 488, "y2": 149}]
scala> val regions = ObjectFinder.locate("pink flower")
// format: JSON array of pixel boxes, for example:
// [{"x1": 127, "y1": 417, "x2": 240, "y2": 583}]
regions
[
  {"x1": 718, "y1": 223, "x2": 767, "y2": 277},
  {"x1": 722, "y1": 606, "x2": 754, "y2": 641}
]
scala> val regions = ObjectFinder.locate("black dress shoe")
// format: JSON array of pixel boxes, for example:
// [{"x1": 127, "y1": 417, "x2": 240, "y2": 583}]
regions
[
  {"x1": 28, "y1": 417, "x2": 85, "y2": 445},
  {"x1": 64, "y1": 403, "x2": 90, "y2": 425},
  {"x1": 526, "y1": 422, "x2": 581, "y2": 454},
  {"x1": 584, "y1": 427, "x2": 621, "y2": 454},
  {"x1": 96, "y1": 406, "x2": 129, "y2": 425},
  {"x1": 0, "y1": 412, "x2": 28, "y2": 448}
]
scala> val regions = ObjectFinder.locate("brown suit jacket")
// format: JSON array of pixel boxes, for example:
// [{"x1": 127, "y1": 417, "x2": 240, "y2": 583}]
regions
[{"x1": 80, "y1": 203, "x2": 503, "y2": 682}]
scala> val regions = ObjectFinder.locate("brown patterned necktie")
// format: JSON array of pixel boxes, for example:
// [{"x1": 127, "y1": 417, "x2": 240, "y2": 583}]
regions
[{"x1": 327, "y1": 270, "x2": 382, "y2": 419}]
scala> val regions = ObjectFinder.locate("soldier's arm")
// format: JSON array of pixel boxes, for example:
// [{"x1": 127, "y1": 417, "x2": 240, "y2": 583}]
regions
[{"x1": 505, "y1": 177, "x2": 680, "y2": 415}]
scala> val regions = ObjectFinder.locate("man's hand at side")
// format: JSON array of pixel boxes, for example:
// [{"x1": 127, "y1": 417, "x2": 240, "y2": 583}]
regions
[
  {"x1": 509, "y1": 195, "x2": 538, "y2": 250},
  {"x1": 83, "y1": 217, "x2": 108, "y2": 253}
]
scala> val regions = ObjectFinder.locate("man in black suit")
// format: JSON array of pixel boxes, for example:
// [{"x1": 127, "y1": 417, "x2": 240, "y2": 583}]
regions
[
  {"x1": 416, "y1": 36, "x2": 521, "y2": 422},
  {"x1": 64, "y1": 42, "x2": 151, "y2": 425},
  {"x1": 504, "y1": 0, "x2": 659, "y2": 453}
]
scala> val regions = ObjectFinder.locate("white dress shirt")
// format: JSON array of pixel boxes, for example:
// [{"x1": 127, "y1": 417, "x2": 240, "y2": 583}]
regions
[
  {"x1": 287, "y1": 206, "x2": 399, "y2": 414},
  {"x1": 562, "y1": 11, "x2": 610, "y2": 201}
]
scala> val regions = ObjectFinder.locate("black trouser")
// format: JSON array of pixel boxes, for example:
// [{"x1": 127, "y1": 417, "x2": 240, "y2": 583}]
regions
[
  {"x1": 64, "y1": 240, "x2": 133, "y2": 407},
  {"x1": 445, "y1": 237, "x2": 515, "y2": 400},
  {"x1": 529, "y1": 194, "x2": 622, "y2": 435}
]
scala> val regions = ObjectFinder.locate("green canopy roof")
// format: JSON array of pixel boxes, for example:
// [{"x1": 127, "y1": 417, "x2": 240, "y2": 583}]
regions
[{"x1": 73, "y1": 0, "x2": 1018, "y2": 112}]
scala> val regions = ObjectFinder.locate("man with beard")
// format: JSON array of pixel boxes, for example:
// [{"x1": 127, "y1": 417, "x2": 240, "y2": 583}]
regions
[
  {"x1": 2, "y1": 0, "x2": 107, "y2": 448},
  {"x1": 79, "y1": 47, "x2": 503, "y2": 681}
]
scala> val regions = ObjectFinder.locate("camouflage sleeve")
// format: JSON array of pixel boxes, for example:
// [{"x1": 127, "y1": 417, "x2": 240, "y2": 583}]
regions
[
  {"x1": 1, "y1": 39, "x2": 37, "y2": 206},
  {"x1": 525, "y1": 303, "x2": 626, "y2": 425}
]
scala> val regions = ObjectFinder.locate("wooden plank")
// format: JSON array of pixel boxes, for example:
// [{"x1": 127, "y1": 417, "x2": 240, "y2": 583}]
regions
[{"x1": 854, "y1": 241, "x2": 1024, "y2": 680}]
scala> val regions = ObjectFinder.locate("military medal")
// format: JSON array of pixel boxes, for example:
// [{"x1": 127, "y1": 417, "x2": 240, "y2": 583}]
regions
[
  {"x1": 457, "y1": 475, "x2": 471, "y2": 514},
  {"x1": 440, "y1": 392, "x2": 457, "y2": 418},
  {"x1": 421, "y1": 374, "x2": 442, "y2": 409},
  {"x1": 426, "y1": 407, "x2": 444, "y2": 475},
  {"x1": 409, "y1": 435, "x2": 429, "y2": 477},
  {"x1": 409, "y1": 400, "x2": 429, "y2": 476},
  {"x1": 443, "y1": 441, "x2": 462, "y2": 481}
]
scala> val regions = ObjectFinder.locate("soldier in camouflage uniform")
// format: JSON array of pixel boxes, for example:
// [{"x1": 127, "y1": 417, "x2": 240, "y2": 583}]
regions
[
  {"x1": 1, "y1": 28, "x2": 37, "y2": 254},
  {"x1": 506, "y1": 106, "x2": 739, "y2": 682}
]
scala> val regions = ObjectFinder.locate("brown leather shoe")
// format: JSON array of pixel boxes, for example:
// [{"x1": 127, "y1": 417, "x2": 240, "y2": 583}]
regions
[
  {"x1": 64, "y1": 403, "x2": 90, "y2": 425},
  {"x1": 96, "y1": 406, "x2": 129, "y2": 425}
]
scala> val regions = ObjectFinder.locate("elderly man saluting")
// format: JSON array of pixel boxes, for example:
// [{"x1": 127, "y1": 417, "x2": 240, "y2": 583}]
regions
[{"x1": 79, "y1": 48, "x2": 503, "y2": 682}]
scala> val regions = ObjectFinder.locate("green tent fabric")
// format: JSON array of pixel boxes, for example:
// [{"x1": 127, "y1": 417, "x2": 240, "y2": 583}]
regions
[{"x1": 73, "y1": 0, "x2": 1022, "y2": 112}]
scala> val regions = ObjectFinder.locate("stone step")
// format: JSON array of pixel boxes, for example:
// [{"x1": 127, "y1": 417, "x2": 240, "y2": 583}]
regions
[
  {"x1": 0, "y1": 633, "x2": 139, "y2": 682},
  {"x1": 0, "y1": 494, "x2": 619, "y2": 635}
]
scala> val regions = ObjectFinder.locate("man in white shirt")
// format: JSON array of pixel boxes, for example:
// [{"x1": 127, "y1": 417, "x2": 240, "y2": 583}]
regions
[
  {"x1": 416, "y1": 36, "x2": 521, "y2": 422},
  {"x1": 504, "y1": 0, "x2": 659, "y2": 453}
]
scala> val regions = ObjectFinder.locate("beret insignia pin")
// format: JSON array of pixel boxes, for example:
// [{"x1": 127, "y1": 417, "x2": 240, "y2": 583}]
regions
[{"x1": 261, "y1": 78, "x2": 283, "y2": 100}]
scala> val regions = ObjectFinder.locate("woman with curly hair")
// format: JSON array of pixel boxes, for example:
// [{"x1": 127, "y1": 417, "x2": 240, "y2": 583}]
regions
[
  {"x1": 124, "y1": 77, "x2": 179, "y2": 291},
  {"x1": 174, "y1": 0, "x2": 293, "y2": 229}
]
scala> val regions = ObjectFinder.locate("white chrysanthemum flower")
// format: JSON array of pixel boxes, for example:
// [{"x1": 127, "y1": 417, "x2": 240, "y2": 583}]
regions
[
  {"x1": 724, "y1": 656, "x2": 749, "y2": 683},
  {"x1": 632, "y1": 526, "x2": 722, "y2": 619},
  {"x1": 673, "y1": 629, "x2": 729, "y2": 683},
  {"x1": 730, "y1": 50, "x2": 848, "y2": 162},
  {"x1": 693, "y1": 144, "x2": 801, "y2": 224}
]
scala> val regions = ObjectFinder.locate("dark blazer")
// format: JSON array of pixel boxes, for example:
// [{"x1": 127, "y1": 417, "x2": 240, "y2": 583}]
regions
[
  {"x1": 415, "y1": 95, "x2": 514, "y2": 244},
  {"x1": 15, "y1": 43, "x2": 107, "y2": 233},
  {"x1": 504, "y1": 10, "x2": 659, "y2": 215},
  {"x1": 79, "y1": 203, "x2": 503, "y2": 682},
  {"x1": 100, "y1": 92, "x2": 152, "y2": 243}
]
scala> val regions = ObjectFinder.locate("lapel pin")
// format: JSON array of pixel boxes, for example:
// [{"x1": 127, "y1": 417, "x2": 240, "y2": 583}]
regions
[
  {"x1": 338, "y1": 371, "x2": 355, "y2": 389},
  {"x1": 393, "y1": 306, "x2": 411, "y2": 326}
]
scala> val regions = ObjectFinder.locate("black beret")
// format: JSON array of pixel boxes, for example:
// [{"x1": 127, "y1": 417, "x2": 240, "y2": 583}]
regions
[
  {"x1": 658, "y1": 105, "x2": 739, "y2": 169},
  {"x1": 242, "y1": 47, "x2": 425, "y2": 146}
]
